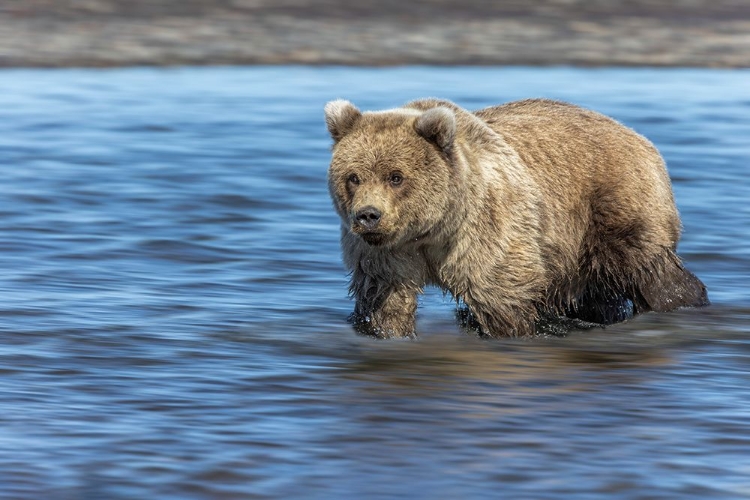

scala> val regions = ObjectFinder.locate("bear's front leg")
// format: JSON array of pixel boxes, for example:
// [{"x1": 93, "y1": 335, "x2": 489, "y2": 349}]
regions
[
  {"x1": 460, "y1": 298, "x2": 538, "y2": 338},
  {"x1": 349, "y1": 286, "x2": 418, "y2": 339}
]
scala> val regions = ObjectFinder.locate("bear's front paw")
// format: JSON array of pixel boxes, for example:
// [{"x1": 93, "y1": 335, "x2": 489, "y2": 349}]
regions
[{"x1": 347, "y1": 311, "x2": 417, "y2": 340}]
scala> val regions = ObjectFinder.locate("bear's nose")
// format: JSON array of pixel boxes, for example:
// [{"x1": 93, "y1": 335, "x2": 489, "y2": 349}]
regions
[{"x1": 355, "y1": 206, "x2": 381, "y2": 230}]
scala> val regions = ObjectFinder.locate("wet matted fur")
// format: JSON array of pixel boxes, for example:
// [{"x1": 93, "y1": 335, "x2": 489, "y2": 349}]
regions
[{"x1": 325, "y1": 98, "x2": 708, "y2": 338}]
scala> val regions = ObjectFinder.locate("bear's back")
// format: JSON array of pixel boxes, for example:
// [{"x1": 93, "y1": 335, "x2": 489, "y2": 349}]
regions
[
  {"x1": 474, "y1": 99, "x2": 665, "y2": 189},
  {"x1": 474, "y1": 98, "x2": 678, "y2": 241}
]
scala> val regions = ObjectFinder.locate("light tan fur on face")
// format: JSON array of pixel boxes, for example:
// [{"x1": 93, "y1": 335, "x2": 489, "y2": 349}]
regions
[{"x1": 325, "y1": 98, "x2": 708, "y2": 338}]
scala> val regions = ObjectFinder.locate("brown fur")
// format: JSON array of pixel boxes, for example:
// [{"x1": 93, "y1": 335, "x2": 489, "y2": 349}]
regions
[{"x1": 324, "y1": 98, "x2": 708, "y2": 338}]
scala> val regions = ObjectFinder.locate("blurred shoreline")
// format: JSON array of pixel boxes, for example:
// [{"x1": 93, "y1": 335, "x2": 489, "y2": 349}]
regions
[{"x1": 1, "y1": 0, "x2": 749, "y2": 68}]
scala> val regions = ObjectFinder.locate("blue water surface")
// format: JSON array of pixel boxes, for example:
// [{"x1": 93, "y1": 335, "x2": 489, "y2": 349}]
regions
[{"x1": 0, "y1": 67, "x2": 749, "y2": 499}]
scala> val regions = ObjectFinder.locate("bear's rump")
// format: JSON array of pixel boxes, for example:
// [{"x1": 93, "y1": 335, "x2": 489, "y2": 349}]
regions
[{"x1": 482, "y1": 101, "x2": 707, "y2": 324}]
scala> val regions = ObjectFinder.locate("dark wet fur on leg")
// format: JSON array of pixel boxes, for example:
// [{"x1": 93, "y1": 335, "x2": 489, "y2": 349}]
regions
[
  {"x1": 348, "y1": 311, "x2": 418, "y2": 340},
  {"x1": 457, "y1": 306, "x2": 603, "y2": 337},
  {"x1": 455, "y1": 305, "x2": 587, "y2": 337},
  {"x1": 632, "y1": 249, "x2": 709, "y2": 312},
  {"x1": 563, "y1": 248, "x2": 708, "y2": 327},
  {"x1": 566, "y1": 290, "x2": 635, "y2": 325},
  {"x1": 535, "y1": 313, "x2": 605, "y2": 337},
  {"x1": 456, "y1": 306, "x2": 482, "y2": 335}
]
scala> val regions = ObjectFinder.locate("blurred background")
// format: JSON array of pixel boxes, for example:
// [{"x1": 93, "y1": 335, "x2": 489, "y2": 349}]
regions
[{"x1": 2, "y1": 0, "x2": 750, "y2": 67}]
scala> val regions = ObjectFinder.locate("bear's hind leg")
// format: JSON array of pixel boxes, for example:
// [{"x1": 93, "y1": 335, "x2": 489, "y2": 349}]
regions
[
  {"x1": 567, "y1": 248, "x2": 709, "y2": 326},
  {"x1": 631, "y1": 249, "x2": 709, "y2": 314},
  {"x1": 566, "y1": 287, "x2": 635, "y2": 325}
]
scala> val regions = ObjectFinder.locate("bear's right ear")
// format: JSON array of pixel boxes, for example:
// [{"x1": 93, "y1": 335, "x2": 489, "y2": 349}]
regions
[
  {"x1": 414, "y1": 107, "x2": 456, "y2": 154},
  {"x1": 325, "y1": 100, "x2": 362, "y2": 142}
]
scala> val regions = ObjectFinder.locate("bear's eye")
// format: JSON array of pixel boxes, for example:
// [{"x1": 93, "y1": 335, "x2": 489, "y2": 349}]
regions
[
  {"x1": 389, "y1": 172, "x2": 404, "y2": 187},
  {"x1": 347, "y1": 173, "x2": 360, "y2": 185}
]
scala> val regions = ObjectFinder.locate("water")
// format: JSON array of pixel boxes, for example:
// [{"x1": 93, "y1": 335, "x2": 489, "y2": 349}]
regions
[{"x1": 0, "y1": 66, "x2": 749, "y2": 499}]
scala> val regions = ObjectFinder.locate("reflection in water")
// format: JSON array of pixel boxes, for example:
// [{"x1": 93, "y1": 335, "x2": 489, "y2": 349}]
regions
[{"x1": 0, "y1": 67, "x2": 749, "y2": 499}]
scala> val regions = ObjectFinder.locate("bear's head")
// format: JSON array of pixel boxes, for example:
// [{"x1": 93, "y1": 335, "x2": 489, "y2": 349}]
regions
[{"x1": 325, "y1": 100, "x2": 457, "y2": 247}]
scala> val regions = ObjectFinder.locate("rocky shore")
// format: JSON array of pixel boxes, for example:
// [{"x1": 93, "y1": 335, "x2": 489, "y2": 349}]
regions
[{"x1": 1, "y1": 0, "x2": 749, "y2": 67}]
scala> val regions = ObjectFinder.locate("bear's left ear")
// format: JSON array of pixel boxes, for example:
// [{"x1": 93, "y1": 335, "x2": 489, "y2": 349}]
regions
[
  {"x1": 414, "y1": 107, "x2": 456, "y2": 154},
  {"x1": 325, "y1": 99, "x2": 362, "y2": 142}
]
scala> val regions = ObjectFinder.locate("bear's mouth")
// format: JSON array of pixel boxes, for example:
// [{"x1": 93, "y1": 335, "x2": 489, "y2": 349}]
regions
[{"x1": 360, "y1": 232, "x2": 388, "y2": 246}]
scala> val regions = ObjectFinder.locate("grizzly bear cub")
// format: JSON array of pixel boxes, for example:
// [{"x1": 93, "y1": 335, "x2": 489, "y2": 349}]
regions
[{"x1": 325, "y1": 98, "x2": 708, "y2": 338}]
